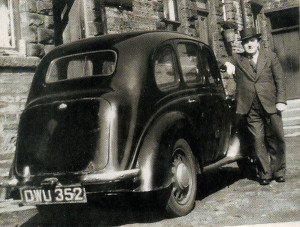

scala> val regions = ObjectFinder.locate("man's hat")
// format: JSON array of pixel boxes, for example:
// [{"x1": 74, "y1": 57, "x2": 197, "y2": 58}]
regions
[{"x1": 240, "y1": 27, "x2": 261, "y2": 41}]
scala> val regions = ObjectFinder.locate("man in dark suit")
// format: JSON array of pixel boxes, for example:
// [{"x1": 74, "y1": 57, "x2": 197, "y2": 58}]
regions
[{"x1": 224, "y1": 27, "x2": 287, "y2": 185}]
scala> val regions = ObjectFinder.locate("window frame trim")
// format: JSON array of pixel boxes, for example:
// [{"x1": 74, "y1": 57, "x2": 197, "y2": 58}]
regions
[
  {"x1": 0, "y1": 0, "x2": 20, "y2": 51},
  {"x1": 45, "y1": 50, "x2": 118, "y2": 84},
  {"x1": 153, "y1": 43, "x2": 181, "y2": 92},
  {"x1": 163, "y1": 0, "x2": 180, "y2": 23}
]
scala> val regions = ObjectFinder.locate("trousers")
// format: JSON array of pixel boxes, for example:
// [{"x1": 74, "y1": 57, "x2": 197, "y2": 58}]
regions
[{"x1": 246, "y1": 95, "x2": 286, "y2": 179}]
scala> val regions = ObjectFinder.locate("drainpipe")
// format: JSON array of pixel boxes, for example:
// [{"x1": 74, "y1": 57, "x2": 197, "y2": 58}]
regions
[
  {"x1": 222, "y1": 0, "x2": 227, "y2": 21},
  {"x1": 240, "y1": 0, "x2": 247, "y2": 28}
]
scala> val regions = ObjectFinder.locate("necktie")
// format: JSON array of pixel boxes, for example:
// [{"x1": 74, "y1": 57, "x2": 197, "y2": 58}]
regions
[{"x1": 250, "y1": 57, "x2": 257, "y2": 73}]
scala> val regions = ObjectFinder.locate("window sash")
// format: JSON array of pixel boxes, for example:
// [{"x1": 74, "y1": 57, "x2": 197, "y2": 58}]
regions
[
  {"x1": 164, "y1": 0, "x2": 178, "y2": 21},
  {"x1": 0, "y1": 0, "x2": 15, "y2": 48}
]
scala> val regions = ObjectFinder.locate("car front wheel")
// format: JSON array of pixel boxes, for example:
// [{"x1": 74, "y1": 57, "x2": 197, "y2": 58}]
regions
[{"x1": 165, "y1": 138, "x2": 197, "y2": 217}]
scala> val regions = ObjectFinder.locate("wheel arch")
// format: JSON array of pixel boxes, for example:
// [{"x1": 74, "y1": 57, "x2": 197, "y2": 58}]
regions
[{"x1": 135, "y1": 111, "x2": 201, "y2": 192}]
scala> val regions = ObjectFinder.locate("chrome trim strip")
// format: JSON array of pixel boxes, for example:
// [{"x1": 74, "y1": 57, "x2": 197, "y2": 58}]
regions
[{"x1": 80, "y1": 169, "x2": 140, "y2": 184}]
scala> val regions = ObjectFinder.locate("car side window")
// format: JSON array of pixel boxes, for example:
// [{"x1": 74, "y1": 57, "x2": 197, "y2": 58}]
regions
[
  {"x1": 201, "y1": 46, "x2": 221, "y2": 85},
  {"x1": 154, "y1": 46, "x2": 179, "y2": 91},
  {"x1": 177, "y1": 42, "x2": 205, "y2": 86}
]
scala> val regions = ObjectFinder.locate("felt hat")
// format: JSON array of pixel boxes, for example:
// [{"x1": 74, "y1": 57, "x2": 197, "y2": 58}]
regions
[{"x1": 240, "y1": 27, "x2": 261, "y2": 41}]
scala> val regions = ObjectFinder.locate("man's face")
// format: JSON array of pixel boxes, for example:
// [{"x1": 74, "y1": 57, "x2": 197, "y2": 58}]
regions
[{"x1": 242, "y1": 37, "x2": 260, "y2": 55}]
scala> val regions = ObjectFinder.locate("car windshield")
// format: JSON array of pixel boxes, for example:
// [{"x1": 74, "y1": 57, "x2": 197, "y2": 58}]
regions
[{"x1": 46, "y1": 50, "x2": 117, "y2": 83}]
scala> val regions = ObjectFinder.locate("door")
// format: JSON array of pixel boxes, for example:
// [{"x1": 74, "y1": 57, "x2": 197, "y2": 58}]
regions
[
  {"x1": 266, "y1": 7, "x2": 300, "y2": 99},
  {"x1": 200, "y1": 45, "x2": 232, "y2": 163},
  {"x1": 174, "y1": 40, "x2": 231, "y2": 164}
]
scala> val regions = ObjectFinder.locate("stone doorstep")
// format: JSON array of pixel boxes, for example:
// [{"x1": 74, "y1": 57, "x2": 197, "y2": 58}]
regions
[
  {"x1": 282, "y1": 116, "x2": 300, "y2": 126},
  {"x1": 286, "y1": 99, "x2": 300, "y2": 109},
  {"x1": 284, "y1": 125, "x2": 300, "y2": 137},
  {"x1": 282, "y1": 108, "x2": 300, "y2": 118}
]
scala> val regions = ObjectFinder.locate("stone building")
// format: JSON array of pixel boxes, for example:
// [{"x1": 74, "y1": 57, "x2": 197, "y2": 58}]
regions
[{"x1": 0, "y1": 0, "x2": 299, "y2": 198}]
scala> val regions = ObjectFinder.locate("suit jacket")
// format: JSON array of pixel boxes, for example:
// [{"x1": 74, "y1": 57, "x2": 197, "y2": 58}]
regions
[{"x1": 231, "y1": 49, "x2": 286, "y2": 115}]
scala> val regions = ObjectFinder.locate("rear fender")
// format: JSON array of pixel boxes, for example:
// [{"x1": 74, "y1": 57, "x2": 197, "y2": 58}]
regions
[{"x1": 135, "y1": 112, "x2": 200, "y2": 192}]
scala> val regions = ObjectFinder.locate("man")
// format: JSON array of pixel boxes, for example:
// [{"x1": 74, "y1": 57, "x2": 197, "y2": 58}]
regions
[{"x1": 224, "y1": 27, "x2": 287, "y2": 185}]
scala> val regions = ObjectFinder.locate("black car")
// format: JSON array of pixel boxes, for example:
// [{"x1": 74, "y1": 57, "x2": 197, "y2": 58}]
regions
[{"x1": 2, "y1": 31, "x2": 248, "y2": 217}]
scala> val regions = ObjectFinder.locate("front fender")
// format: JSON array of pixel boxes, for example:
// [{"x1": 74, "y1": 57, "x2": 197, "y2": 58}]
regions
[{"x1": 135, "y1": 112, "x2": 186, "y2": 192}]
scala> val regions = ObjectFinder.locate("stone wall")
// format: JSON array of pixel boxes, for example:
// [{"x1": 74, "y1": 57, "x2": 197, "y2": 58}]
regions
[
  {"x1": 19, "y1": 0, "x2": 55, "y2": 57},
  {"x1": 0, "y1": 57, "x2": 39, "y2": 199}
]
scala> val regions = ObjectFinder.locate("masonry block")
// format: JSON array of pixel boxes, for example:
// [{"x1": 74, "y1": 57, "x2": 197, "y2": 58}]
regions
[
  {"x1": 86, "y1": 10, "x2": 102, "y2": 22},
  {"x1": 20, "y1": 26, "x2": 37, "y2": 43},
  {"x1": 36, "y1": 1, "x2": 53, "y2": 15},
  {"x1": 44, "y1": 15, "x2": 54, "y2": 29},
  {"x1": 86, "y1": 0, "x2": 101, "y2": 10},
  {"x1": 27, "y1": 43, "x2": 45, "y2": 57},
  {"x1": 20, "y1": 12, "x2": 44, "y2": 27},
  {"x1": 44, "y1": 45, "x2": 55, "y2": 55},
  {"x1": 37, "y1": 28, "x2": 54, "y2": 44},
  {"x1": 19, "y1": 0, "x2": 37, "y2": 13},
  {"x1": 88, "y1": 22, "x2": 103, "y2": 36}
]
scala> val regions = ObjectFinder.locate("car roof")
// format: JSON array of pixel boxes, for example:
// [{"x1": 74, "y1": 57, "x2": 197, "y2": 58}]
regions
[{"x1": 45, "y1": 30, "x2": 207, "y2": 59}]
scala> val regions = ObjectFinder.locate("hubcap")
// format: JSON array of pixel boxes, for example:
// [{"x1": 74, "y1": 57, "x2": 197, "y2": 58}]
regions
[
  {"x1": 176, "y1": 163, "x2": 190, "y2": 189},
  {"x1": 171, "y1": 149, "x2": 193, "y2": 204}
]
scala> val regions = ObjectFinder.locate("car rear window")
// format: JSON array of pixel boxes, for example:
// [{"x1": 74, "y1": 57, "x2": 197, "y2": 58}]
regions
[{"x1": 46, "y1": 50, "x2": 117, "y2": 83}]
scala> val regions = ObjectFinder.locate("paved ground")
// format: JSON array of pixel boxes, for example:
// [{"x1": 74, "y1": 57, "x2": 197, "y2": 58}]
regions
[{"x1": 0, "y1": 136, "x2": 299, "y2": 226}]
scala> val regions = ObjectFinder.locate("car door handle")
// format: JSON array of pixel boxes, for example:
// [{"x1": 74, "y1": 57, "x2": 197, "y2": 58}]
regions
[{"x1": 188, "y1": 99, "x2": 197, "y2": 103}]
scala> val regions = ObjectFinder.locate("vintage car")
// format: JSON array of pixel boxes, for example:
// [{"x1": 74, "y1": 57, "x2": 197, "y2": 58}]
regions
[{"x1": 3, "y1": 31, "x2": 248, "y2": 217}]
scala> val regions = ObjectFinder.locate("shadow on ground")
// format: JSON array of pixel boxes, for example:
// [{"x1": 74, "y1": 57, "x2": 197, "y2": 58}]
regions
[{"x1": 21, "y1": 166, "x2": 243, "y2": 226}]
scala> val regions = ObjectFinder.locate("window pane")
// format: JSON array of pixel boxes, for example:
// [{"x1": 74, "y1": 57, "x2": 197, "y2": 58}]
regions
[
  {"x1": 201, "y1": 47, "x2": 221, "y2": 84},
  {"x1": 177, "y1": 43, "x2": 205, "y2": 85},
  {"x1": 164, "y1": 0, "x2": 178, "y2": 21},
  {"x1": 0, "y1": 0, "x2": 15, "y2": 48},
  {"x1": 46, "y1": 51, "x2": 117, "y2": 83},
  {"x1": 154, "y1": 47, "x2": 179, "y2": 91}
]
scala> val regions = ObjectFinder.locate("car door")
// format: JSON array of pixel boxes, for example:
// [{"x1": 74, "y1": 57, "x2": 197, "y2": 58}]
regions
[
  {"x1": 174, "y1": 40, "x2": 215, "y2": 164},
  {"x1": 199, "y1": 44, "x2": 232, "y2": 162}
]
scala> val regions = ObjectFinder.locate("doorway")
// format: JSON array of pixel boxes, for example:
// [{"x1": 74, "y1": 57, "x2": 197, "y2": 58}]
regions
[{"x1": 265, "y1": 6, "x2": 300, "y2": 99}]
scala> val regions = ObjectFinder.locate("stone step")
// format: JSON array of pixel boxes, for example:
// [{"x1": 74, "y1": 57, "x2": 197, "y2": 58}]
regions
[
  {"x1": 286, "y1": 99, "x2": 300, "y2": 109},
  {"x1": 283, "y1": 116, "x2": 300, "y2": 126},
  {"x1": 0, "y1": 168, "x2": 10, "y2": 178},
  {"x1": 282, "y1": 108, "x2": 300, "y2": 119},
  {"x1": 0, "y1": 152, "x2": 14, "y2": 161},
  {"x1": 284, "y1": 125, "x2": 300, "y2": 137},
  {"x1": 0, "y1": 160, "x2": 12, "y2": 169}
]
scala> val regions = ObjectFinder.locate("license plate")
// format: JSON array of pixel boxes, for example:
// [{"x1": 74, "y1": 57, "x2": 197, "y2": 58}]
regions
[{"x1": 20, "y1": 186, "x2": 87, "y2": 205}]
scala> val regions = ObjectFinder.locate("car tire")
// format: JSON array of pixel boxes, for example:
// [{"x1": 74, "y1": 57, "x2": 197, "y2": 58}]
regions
[{"x1": 165, "y1": 138, "x2": 197, "y2": 217}]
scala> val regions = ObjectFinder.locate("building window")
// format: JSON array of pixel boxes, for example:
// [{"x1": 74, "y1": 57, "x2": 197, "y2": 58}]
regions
[
  {"x1": 164, "y1": 0, "x2": 178, "y2": 22},
  {"x1": 0, "y1": 0, "x2": 15, "y2": 48}
]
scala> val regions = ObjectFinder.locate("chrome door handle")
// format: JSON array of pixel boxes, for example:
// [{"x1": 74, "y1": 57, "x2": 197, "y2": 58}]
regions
[{"x1": 188, "y1": 99, "x2": 197, "y2": 103}]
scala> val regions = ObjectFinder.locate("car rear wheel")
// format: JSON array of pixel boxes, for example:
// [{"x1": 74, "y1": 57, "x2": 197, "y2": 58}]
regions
[{"x1": 165, "y1": 138, "x2": 197, "y2": 217}]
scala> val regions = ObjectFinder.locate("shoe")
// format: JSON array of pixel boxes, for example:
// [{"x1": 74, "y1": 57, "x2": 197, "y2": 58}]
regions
[
  {"x1": 260, "y1": 179, "x2": 271, "y2": 185},
  {"x1": 274, "y1": 177, "x2": 285, "y2": 183}
]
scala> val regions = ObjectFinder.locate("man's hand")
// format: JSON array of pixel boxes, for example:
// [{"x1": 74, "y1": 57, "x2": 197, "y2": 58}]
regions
[
  {"x1": 224, "y1": 62, "x2": 235, "y2": 76},
  {"x1": 276, "y1": 103, "x2": 287, "y2": 112}
]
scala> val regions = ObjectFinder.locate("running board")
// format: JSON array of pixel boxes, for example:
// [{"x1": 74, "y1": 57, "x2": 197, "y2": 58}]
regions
[
  {"x1": 203, "y1": 155, "x2": 244, "y2": 173},
  {"x1": 203, "y1": 135, "x2": 245, "y2": 173}
]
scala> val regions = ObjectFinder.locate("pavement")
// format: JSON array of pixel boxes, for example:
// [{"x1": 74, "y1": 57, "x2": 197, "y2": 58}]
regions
[{"x1": 0, "y1": 136, "x2": 299, "y2": 226}]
